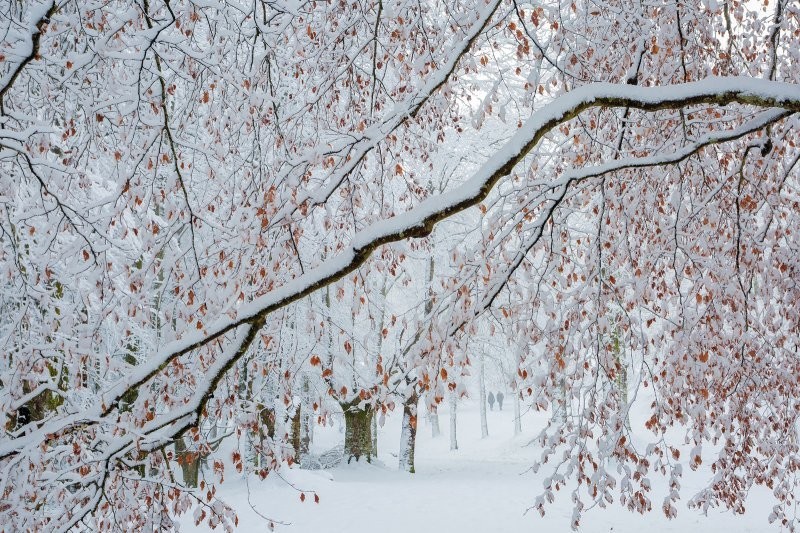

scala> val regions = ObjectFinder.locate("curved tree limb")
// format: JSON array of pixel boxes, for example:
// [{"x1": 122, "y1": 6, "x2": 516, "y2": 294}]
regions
[{"x1": 2, "y1": 77, "x2": 799, "y2": 464}]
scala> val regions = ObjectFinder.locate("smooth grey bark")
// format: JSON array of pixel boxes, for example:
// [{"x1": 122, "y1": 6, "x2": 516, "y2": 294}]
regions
[
  {"x1": 513, "y1": 390, "x2": 522, "y2": 435},
  {"x1": 399, "y1": 392, "x2": 418, "y2": 473},
  {"x1": 300, "y1": 375, "x2": 312, "y2": 459},
  {"x1": 398, "y1": 251, "x2": 433, "y2": 466}
]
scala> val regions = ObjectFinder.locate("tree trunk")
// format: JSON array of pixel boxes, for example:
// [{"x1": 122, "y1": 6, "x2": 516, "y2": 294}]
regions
[
  {"x1": 612, "y1": 325, "x2": 631, "y2": 430},
  {"x1": 399, "y1": 392, "x2": 418, "y2": 473},
  {"x1": 342, "y1": 401, "x2": 374, "y2": 462},
  {"x1": 371, "y1": 413, "x2": 378, "y2": 458},
  {"x1": 299, "y1": 413, "x2": 311, "y2": 463},
  {"x1": 175, "y1": 437, "x2": 199, "y2": 488},
  {"x1": 300, "y1": 376, "x2": 312, "y2": 459},
  {"x1": 513, "y1": 390, "x2": 522, "y2": 435},
  {"x1": 479, "y1": 352, "x2": 488, "y2": 438},
  {"x1": 291, "y1": 404, "x2": 302, "y2": 464},
  {"x1": 430, "y1": 404, "x2": 441, "y2": 438},
  {"x1": 449, "y1": 394, "x2": 458, "y2": 451},
  {"x1": 259, "y1": 404, "x2": 276, "y2": 440}
]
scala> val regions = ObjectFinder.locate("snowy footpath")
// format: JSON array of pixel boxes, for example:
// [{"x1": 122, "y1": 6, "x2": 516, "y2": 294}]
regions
[{"x1": 185, "y1": 400, "x2": 778, "y2": 532}]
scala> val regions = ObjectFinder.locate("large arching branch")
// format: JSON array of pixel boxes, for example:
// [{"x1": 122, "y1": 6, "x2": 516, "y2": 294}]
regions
[
  {"x1": 108, "y1": 77, "x2": 800, "y2": 411},
  {"x1": 1, "y1": 77, "x2": 799, "y2": 464}
]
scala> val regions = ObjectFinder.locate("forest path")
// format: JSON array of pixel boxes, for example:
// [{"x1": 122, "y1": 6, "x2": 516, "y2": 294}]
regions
[{"x1": 186, "y1": 400, "x2": 772, "y2": 532}]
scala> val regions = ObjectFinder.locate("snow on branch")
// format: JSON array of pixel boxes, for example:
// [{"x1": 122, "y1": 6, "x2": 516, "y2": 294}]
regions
[{"x1": 2, "y1": 77, "x2": 798, "y2": 464}]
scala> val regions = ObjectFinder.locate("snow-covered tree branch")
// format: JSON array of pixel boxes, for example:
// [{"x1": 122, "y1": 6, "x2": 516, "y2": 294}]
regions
[{"x1": 2, "y1": 0, "x2": 800, "y2": 530}]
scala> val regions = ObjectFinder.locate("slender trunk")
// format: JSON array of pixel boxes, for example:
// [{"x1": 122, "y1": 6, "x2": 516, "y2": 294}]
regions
[
  {"x1": 513, "y1": 390, "x2": 522, "y2": 435},
  {"x1": 371, "y1": 414, "x2": 378, "y2": 458},
  {"x1": 325, "y1": 286, "x2": 333, "y2": 366},
  {"x1": 291, "y1": 404, "x2": 302, "y2": 464},
  {"x1": 308, "y1": 409, "x2": 315, "y2": 444},
  {"x1": 399, "y1": 392, "x2": 418, "y2": 473},
  {"x1": 239, "y1": 355, "x2": 259, "y2": 467},
  {"x1": 299, "y1": 411, "x2": 310, "y2": 460},
  {"x1": 259, "y1": 403, "x2": 276, "y2": 440},
  {"x1": 449, "y1": 394, "x2": 458, "y2": 451},
  {"x1": 479, "y1": 353, "x2": 488, "y2": 438},
  {"x1": 300, "y1": 376, "x2": 311, "y2": 459},
  {"x1": 342, "y1": 401, "x2": 374, "y2": 462},
  {"x1": 175, "y1": 437, "x2": 199, "y2": 488},
  {"x1": 612, "y1": 325, "x2": 631, "y2": 430},
  {"x1": 430, "y1": 404, "x2": 441, "y2": 438}
]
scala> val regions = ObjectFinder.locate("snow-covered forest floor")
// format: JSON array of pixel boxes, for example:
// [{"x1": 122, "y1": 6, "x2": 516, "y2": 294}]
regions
[{"x1": 184, "y1": 399, "x2": 778, "y2": 532}]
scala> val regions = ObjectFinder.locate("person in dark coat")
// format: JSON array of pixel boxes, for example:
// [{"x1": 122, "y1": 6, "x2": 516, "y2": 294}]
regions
[
  {"x1": 487, "y1": 391, "x2": 495, "y2": 411},
  {"x1": 496, "y1": 392, "x2": 504, "y2": 411}
]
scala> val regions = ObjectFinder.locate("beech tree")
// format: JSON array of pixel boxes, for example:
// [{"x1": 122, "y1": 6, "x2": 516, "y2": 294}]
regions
[{"x1": 1, "y1": 0, "x2": 800, "y2": 531}]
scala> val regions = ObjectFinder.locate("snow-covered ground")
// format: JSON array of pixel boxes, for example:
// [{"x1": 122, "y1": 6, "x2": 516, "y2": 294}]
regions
[{"x1": 185, "y1": 400, "x2": 778, "y2": 532}]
